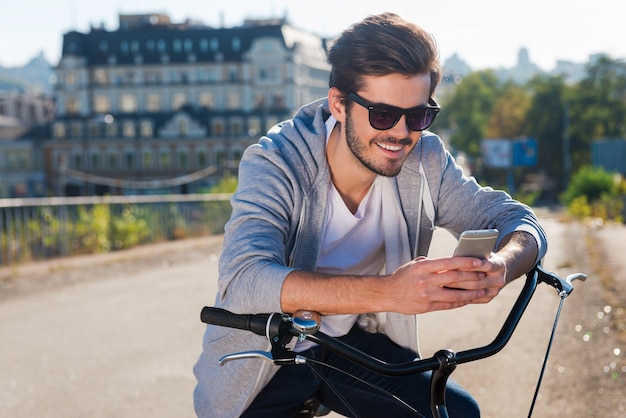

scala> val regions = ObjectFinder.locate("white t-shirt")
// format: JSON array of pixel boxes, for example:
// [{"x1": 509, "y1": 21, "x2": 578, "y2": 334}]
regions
[{"x1": 295, "y1": 116, "x2": 385, "y2": 351}]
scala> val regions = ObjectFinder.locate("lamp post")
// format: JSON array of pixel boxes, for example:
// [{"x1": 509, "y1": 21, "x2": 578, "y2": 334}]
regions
[{"x1": 562, "y1": 102, "x2": 571, "y2": 190}]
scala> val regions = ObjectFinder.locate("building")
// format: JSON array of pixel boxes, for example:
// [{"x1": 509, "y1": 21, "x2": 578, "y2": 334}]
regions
[
  {"x1": 0, "y1": 137, "x2": 47, "y2": 198},
  {"x1": 0, "y1": 90, "x2": 54, "y2": 129},
  {"x1": 0, "y1": 91, "x2": 51, "y2": 198},
  {"x1": 48, "y1": 13, "x2": 331, "y2": 195}
]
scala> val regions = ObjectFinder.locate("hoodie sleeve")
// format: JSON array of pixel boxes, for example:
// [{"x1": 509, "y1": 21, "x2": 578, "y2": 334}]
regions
[{"x1": 421, "y1": 134, "x2": 548, "y2": 264}]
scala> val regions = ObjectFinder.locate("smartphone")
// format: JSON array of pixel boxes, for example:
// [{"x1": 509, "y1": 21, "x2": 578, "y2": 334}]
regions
[{"x1": 453, "y1": 229, "x2": 499, "y2": 259}]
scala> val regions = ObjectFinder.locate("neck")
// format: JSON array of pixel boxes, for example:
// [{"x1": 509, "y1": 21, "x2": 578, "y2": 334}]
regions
[{"x1": 327, "y1": 124, "x2": 377, "y2": 214}]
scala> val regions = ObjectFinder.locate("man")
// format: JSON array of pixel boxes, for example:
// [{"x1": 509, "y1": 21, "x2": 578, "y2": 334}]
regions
[{"x1": 194, "y1": 12, "x2": 547, "y2": 418}]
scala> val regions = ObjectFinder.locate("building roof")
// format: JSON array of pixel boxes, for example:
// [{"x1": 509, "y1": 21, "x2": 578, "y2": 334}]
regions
[{"x1": 60, "y1": 14, "x2": 326, "y2": 67}]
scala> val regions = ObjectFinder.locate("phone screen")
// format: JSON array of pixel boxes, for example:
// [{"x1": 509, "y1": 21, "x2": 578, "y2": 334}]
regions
[{"x1": 453, "y1": 229, "x2": 498, "y2": 259}]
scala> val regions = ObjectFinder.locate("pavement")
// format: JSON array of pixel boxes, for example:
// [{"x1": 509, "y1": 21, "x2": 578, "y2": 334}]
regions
[{"x1": 0, "y1": 209, "x2": 625, "y2": 417}]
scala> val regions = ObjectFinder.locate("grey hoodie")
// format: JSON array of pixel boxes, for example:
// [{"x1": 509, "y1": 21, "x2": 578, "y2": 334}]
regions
[{"x1": 193, "y1": 98, "x2": 547, "y2": 417}]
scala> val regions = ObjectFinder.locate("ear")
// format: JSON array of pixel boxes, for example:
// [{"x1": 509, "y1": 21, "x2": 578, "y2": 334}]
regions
[{"x1": 328, "y1": 87, "x2": 347, "y2": 124}]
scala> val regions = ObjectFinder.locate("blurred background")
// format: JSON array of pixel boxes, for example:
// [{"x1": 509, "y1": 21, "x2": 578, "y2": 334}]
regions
[{"x1": 1, "y1": 2, "x2": 625, "y2": 417}]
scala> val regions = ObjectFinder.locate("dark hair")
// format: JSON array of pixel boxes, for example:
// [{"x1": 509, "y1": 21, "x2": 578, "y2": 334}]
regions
[{"x1": 327, "y1": 12, "x2": 441, "y2": 98}]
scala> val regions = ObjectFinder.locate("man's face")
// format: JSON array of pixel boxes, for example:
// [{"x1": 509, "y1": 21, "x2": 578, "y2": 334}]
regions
[{"x1": 343, "y1": 73, "x2": 432, "y2": 177}]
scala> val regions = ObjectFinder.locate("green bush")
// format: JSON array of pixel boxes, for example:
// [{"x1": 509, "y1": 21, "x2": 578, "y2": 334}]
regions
[
  {"x1": 111, "y1": 205, "x2": 149, "y2": 249},
  {"x1": 561, "y1": 166, "x2": 617, "y2": 206},
  {"x1": 563, "y1": 166, "x2": 624, "y2": 222},
  {"x1": 75, "y1": 204, "x2": 111, "y2": 253}
]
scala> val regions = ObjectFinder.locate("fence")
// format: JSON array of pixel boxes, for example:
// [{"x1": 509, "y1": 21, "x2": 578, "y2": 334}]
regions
[{"x1": 0, "y1": 193, "x2": 233, "y2": 266}]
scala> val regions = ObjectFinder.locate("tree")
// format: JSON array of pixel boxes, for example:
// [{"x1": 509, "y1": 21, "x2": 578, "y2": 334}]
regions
[
  {"x1": 439, "y1": 70, "x2": 500, "y2": 159},
  {"x1": 569, "y1": 56, "x2": 626, "y2": 171},
  {"x1": 485, "y1": 82, "x2": 531, "y2": 139},
  {"x1": 526, "y1": 74, "x2": 569, "y2": 194}
]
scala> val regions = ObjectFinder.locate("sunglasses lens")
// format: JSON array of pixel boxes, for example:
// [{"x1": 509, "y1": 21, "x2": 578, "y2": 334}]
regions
[
  {"x1": 369, "y1": 107, "x2": 401, "y2": 130},
  {"x1": 406, "y1": 109, "x2": 435, "y2": 131}
]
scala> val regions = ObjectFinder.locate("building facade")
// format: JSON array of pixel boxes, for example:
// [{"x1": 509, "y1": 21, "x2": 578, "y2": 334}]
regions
[{"x1": 48, "y1": 13, "x2": 331, "y2": 195}]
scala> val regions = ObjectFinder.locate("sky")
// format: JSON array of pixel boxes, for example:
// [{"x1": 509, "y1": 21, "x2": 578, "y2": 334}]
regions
[{"x1": 2, "y1": 0, "x2": 625, "y2": 71}]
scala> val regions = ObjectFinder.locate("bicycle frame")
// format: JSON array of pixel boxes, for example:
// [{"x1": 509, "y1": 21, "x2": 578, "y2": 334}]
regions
[{"x1": 200, "y1": 265, "x2": 586, "y2": 418}]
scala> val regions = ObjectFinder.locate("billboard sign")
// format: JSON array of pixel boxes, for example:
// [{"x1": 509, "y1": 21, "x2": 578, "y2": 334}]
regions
[{"x1": 482, "y1": 137, "x2": 537, "y2": 168}]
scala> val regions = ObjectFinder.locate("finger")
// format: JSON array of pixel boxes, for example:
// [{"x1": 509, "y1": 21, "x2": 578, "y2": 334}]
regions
[{"x1": 421, "y1": 256, "x2": 485, "y2": 273}]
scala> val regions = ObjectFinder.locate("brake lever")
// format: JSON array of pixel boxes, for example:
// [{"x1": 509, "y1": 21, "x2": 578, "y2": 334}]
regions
[
  {"x1": 219, "y1": 350, "x2": 274, "y2": 366},
  {"x1": 535, "y1": 265, "x2": 587, "y2": 297},
  {"x1": 219, "y1": 349, "x2": 306, "y2": 366}
]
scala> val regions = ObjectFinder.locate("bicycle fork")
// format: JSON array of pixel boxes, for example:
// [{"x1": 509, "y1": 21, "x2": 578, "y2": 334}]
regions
[{"x1": 430, "y1": 349, "x2": 457, "y2": 418}]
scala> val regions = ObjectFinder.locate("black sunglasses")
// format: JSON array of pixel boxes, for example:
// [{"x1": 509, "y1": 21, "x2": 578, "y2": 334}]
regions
[{"x1": 347, "y1": 92, "x2": 440, "y2": 131}]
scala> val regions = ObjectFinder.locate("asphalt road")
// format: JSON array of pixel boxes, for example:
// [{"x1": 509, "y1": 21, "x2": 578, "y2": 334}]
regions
[{"x1": 0, "y1": 210, "x2": 623, "y2": 417}]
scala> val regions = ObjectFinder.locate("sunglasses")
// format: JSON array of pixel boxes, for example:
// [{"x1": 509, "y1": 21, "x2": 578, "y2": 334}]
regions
[{"x1": 347, "y1": 92, "x2": 440, "y2": 131}]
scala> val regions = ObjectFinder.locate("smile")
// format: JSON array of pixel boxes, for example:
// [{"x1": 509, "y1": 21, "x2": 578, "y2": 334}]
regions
[{"x1": 376, "y1": 142, "x2": 403, "y2": 152}]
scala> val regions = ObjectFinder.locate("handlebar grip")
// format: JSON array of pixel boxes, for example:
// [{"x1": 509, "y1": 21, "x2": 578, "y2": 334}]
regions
[{"x1": 200, "y1": 307, "x2": 272, "y2": 337}]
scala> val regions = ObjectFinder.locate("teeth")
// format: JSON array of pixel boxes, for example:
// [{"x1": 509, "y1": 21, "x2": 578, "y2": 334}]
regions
[{"x1": 377, "y1": 143, "x2": 402, "y2": 151}]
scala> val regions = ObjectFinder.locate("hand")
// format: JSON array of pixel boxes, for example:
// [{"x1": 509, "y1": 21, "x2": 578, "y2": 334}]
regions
[
  {"x1": 446, "y1": 253, "x2": 508, "y2": 304},
  {"x1": 385, "y1": 256, "x2": 491, "y2": 314}
]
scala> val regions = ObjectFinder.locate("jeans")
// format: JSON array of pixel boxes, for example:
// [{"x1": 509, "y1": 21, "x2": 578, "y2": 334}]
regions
[{"x1": 241, "y1": 324, "x2": 480, "y2": 418}]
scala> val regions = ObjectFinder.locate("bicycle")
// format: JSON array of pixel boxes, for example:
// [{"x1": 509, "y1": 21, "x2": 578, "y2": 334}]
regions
[{"x1": 200, "y1": 264, "x2": 587, "y2": 418}]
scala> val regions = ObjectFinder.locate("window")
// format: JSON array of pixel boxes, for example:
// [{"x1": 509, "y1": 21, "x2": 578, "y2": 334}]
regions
[
  {"x1": 70, "y1": 122, "x2": 82, "y2": 138},
  {"x1": 53, "y1": 122, "x2": 66, "y2": 139},
  {"x1": 142, "y1": 150, "x2": 153, "y2": 168},
  {"x1": 94, "y1": 95, "x2": 110, "y2": 113},
  {"x1": 65, "y1": 72, "x2": 77, "y2": 86},
  {"x1": 248, "y1": 117, "x2": 261, "y2": 137},
  {"x1": 72, "y1": 153, "x2": 82, "y2": 169},
  {"x1": 120, "y1": 41, "x2": 129, "y2": 54},
  {"x1": 106, "y1": 122, "x2": 118, "y2": 138},
  {"x1": 198, "y1": 92, "x2": 214, "y2": 108},
  {"x1": 226, "y1": 92, "x2": 240, "y2": 109},
  {"x1": 212, "y1": 119, "x2": 225, "y2": 136},
  {"x1": 228, "y1": 67, "x2": 238, "y2": 82},
  {"x1": 66, "y1": 97, "x2": 80, "y2": 114},
  {"x1": 266, "y1": 117, "x2": 279, "y2": 132},
  {"x1": 200, "y1": 38, "x2": 209, "y2": 52},
  {"x1": 258, "y1": 66, "x2": 279, "y2": 82},
  {"x1": 232, "y1": 149, "x2": 243, "y2": 164},
  {"x1": 178, "y1": 119, "x2": 188, "y2": 137},
  {"x1": 159, "y1": 150, "x2": 171, "y2": 168},
  {"x1": 197, "y1": 150, "x2": 207, "y2": 167},
  {"x1": 140, "y1": 120, "x2": 153, "y2": 137},
  {"x1": 230, "y1": 118, "x2": 243, "y2": 136},
  {"x1": 145, "y1": 70, "x2": 162, "y2": 84},
  {"x1": 232, "y1": 37, "x2": 241, "y2": 51},
  {"x1": 125, "y1": 152, "x2": 135, "y2": 169},
  {"x1": 99, "y1": 41, "x2": 109, "y2": 53},
  {"x1": 88, "y1": 123, "x2": 99, "y2": 138},
  {"x1": 93, "y1": 69, "x2": 108, "y2": 85},
  {"x1": 216, "y1": 150, "x2": 226, "y2": 166},
  {"x1": 272, "y1": 93, "x2": 286, "y2": 109},
  {"x1": 91, "y1": 153, "x2": 100, "y2": 170},
  {"x1": 254, "y1": 94, "x2": 265, "y2": 109},
  {"x1": 147, "y1": 39, "x2": 155, "y2": 51},
  {"x1": 178, "y1": 151, "x2": 189, "y2": 168},
  {"x1": 172, "y1": 93, "x2": 187, "y2": 110},
  {"x1": 108, "y1": 153, "x2": 118, "y2": 170},
  {"x1": 123, "y1": 121, "x2": 136, "y2": 138},
  {"x1": 145, "y1": 93, "x2": 162, "y2": 111},
  {"x1": 210, "y1": 38, "x2": 219, "y2": 51},
  {"x1": 184, "y1": 39, "x2": 193, "y2": 52},
  {"x1": 173, "y1": 39, "x2": 182, "y2": 53},
  {"x1": 119, "y1": 94, "x2": 137, "y2": 113},
  {"x1": 157, "y1": 39, "x2": 166, "y2": 53}
]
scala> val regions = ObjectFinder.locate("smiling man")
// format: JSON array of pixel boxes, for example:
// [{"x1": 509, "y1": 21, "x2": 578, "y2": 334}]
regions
[{"x1": 194, "y1": 12, "x2": 547, "y2": 418}]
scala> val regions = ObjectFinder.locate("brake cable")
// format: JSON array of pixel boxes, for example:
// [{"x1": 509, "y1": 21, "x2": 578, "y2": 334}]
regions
[{"x1": 528, "y1": 271, "x2": 587, "y2": 417}]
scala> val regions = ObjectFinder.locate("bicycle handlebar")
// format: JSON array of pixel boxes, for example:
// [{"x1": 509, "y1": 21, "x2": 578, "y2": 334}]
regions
[{"x1": 199, "y1": 265, "x2": 586, "y2": 375}]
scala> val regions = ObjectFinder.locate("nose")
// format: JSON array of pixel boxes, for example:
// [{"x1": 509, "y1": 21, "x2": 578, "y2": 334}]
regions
[{"x1": 388, "y1": 114, "x2": 412, "y2": 136}]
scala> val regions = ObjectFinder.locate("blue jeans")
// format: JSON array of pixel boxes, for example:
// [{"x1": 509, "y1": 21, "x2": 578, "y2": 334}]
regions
[{"x1": 241, "y1": 324, "x2": 480, "y2": 418}]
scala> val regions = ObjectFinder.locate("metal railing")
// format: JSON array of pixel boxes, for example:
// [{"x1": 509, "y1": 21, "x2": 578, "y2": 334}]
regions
[{"x1": 0, "y1": 193, "x2": 232, "y2": 266}]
